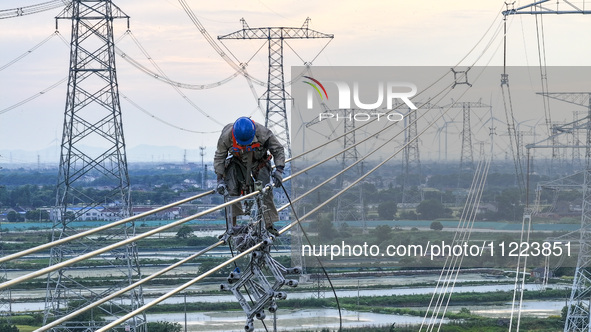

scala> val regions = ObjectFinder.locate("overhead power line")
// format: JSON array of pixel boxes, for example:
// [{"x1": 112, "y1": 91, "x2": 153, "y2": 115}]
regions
[
  {"x1": 0, "y1": 191, "x2": 260, "y2": 290},
  {"x1": 176, "y1": 0, "x2": 266, "y2": 86},
  {"x1": 0, "y1": 77, "x2": 67, "y2": 116},
  {"x1": 0, "y1": 32, "x2": 59, "y2": 71},
  {"x1": 0, "y1": 0, "x2": 68, "y2": 19},
  {"x1": 120, "y1": 93, "x2": 222, "y2": 134},
  {"x1": 118, "y1": 30, "x2": 241, "y2": 90}
]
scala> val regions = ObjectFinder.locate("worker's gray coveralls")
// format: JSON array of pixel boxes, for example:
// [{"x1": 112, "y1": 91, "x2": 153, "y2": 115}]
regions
[{"x1": 214, "y1": 122, "x2": 285, "y2": 226}]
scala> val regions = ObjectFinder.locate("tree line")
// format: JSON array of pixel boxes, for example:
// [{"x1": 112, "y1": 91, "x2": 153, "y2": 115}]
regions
[{"x1": 0, "y1": 184, "x2": 199, "y2": 210}]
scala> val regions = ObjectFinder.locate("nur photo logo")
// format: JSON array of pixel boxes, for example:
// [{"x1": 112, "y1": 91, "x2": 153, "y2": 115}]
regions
[{"x1": 303, "y1": 78, "x2": 418, "y2": 111}]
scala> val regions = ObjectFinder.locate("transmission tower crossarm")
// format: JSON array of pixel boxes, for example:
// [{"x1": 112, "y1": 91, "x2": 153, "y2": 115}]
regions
[
  {"x1": 442, "y1": 100, "x2": 490, "y2": 109},
  {"x1": 526, "y1": 93, "x2": 591, "y2": 149},
  {"x1": 537, "y1": 92, "x2": 591, "y2": 108},
  {"x1": 218, "y1": 18, "x2": 334, "y2": 40},
  {"x1": 55, "y1": 0, "x2": 128, "y2": 21},
  {"x1": 503, "y1": 0, "x2": 591, "y2": 15},
  {"x1": 218, "y1": 27, "x2": 334, "y2": 39}
]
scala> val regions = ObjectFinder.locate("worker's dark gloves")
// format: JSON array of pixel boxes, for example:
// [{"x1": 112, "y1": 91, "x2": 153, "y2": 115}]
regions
[
  {"x1": 216, "y1": 175, "x2": 227, "y2": 195},
  {"x1": 272, "y1": 166, "x2": 284, "y2": 188}
]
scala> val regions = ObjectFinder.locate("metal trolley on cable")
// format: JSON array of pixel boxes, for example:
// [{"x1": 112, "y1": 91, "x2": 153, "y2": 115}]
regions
[{"x1": 218, "y1": 179, "x2": 301, "y2": 332}]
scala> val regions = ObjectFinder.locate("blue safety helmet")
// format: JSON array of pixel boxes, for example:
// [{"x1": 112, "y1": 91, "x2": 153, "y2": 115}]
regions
[{"x1": 233, "y1": 117, "x2": 256, "y2": 146}]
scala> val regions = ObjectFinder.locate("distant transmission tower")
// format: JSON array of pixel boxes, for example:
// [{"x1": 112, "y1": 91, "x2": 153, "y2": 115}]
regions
[
  {"x1": 498, "y1": 1, "x2": 591, "y2": 187},
  {"x1": 219, "y1": 17, "x2": 333, "y2": 278},
  {"x1": 218, "y1": 17, "x2": 333, "y2": 159},
  {"x1": 460, "y1": 102, "x2": 474, "y2": 171},
  {"x1": 44, "y1": 1, "x2": 145, "y2": 331},
  {"x1": 303, "y1": 107, "x2": 365, "y2": 223},
  {"x1": 402, "y1": 108, "x2": 423, "y2": 205},
  {"x1": 444, "y1": 100, "x2": 490, "y2": 186},
  {"x1": 334, "y1": 109, "x2": 357, "y2": 215},
  {"x1": 572, "y1": 110, "x2": 584, "y2": 170},
  {"x1": 200, "y1": 146, "x2": 206, "y2": 188}
]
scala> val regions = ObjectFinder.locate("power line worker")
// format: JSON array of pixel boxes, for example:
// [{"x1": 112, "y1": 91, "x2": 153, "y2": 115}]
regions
[{"x1": 214, "y1": 117, "x2": 285, "y2": 236}]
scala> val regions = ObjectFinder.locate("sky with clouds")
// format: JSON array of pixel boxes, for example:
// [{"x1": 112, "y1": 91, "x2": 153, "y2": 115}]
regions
[{"x1": 1, "y1": 0, "x2": 590, "y2": 164}]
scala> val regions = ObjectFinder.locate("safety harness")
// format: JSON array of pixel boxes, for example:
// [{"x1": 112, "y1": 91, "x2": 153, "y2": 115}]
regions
[
  {"x1": 230, "y1": 126, "x2": 271, "y2": 176},
  {"x1": 231, "y1": 130, "x2": 261, "y2": 155}
]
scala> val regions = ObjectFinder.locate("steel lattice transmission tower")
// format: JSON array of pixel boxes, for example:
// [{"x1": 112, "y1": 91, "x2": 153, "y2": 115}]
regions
[
  {"x1": 460, "y1": 103, "x2": 474, "y2": 171},
  {"x1": 522, "y1": 93, "x2": 591, "y2": 332},
  {"x1": 502, "y1": 0, "x2": 591, "y2": 185},
  {"x1": 218, "y1": 18, "x2": 333, "y2": 158},
  {"x1": 44, "y1": 1, "x2": 145, "y2": 331},
  {"x1": 444, "y1": 101, "x2": 491, "y2": 172},
  {"x1": 336, "y1": 109, "x2": 364, "y2": 223},
  {"x1": 219, "y1": 18, "x2": 333, "y2": 282},
  {"x1": 304, "y1": 108, "x2": 365, "y2": 224},
  {"x1": 502, "y1": 2, "x2": 591, "y2": 330},
  {"x1": 533, "y1": 93, "x2": 591, "y2": 332},
  {"x1": 402, "y1": 108, "x2": 423, "y2": 205}
]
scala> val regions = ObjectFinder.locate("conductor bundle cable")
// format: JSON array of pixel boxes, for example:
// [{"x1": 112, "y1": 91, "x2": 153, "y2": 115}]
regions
[
  {"x1": 420, "y1": 50, "x2": 509, "y2": 332},
  {"x1": 417, "y1": 13, "x2": 524, "y2": 328},
  {"x1": 436, "y1": 160, "x2": 492, "y2": 332},
  {"x1": 419, "y1": 158, "x2": 491, "y2": 331},
  {"x1": 35, "y1": 240, "x2": 223, "y2": 332},
  {"x1": 0, "y1": 32, "x2": 58, "y2": 71},
  {"x1": 0, "y1": 191, "x2": 259, "y2": 289},
  {"x1": 420, "y1": 161, "x2": 487, "y2": 330}
]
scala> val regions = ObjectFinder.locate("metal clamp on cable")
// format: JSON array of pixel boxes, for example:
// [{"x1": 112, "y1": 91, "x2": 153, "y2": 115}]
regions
[{"x1": 261, "y1": 183, "x2": 273, "y2": 195}]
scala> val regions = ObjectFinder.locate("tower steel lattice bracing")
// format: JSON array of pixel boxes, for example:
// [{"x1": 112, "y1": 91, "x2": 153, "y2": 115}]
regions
[
  {"x1": 335, "y1": 109, "x2": 365, "y2": 224},
  {"x1": 218, "y1": 18, "x2": 333, "y2": 280},
  {"x1": 44, "y1": 1, "x2": 145, "y2": 331},
  {"x1": 460, "y1": 103, "x2": 474, "y2": 171},
  {"x1": 444, "y1": 101, "x2": 490, "y2": 185},
  {"x1": 572, "y1": 111, "x2": 584, "y2": 170},
  {"x1": 402, "y1": 109, "x2": 423, "y2": 205}
]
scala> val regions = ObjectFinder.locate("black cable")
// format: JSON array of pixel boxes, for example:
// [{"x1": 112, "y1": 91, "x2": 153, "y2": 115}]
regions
[{"x1": 279, "y1": 183, "x2": 343, "y2": 331}]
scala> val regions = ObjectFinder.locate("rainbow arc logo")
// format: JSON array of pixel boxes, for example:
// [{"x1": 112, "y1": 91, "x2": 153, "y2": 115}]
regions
[{"x1": 303, "y1": 76, "x2": 328, "y2": 100}]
